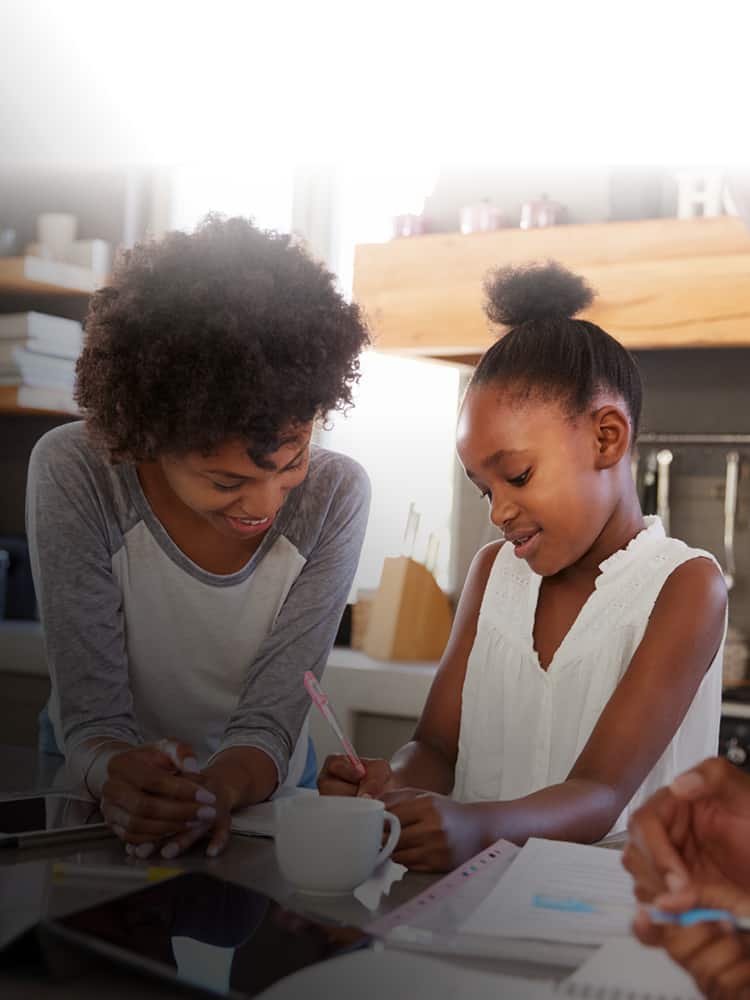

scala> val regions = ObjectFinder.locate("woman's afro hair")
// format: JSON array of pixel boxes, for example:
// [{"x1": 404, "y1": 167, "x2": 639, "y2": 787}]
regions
[{"x1": 75, "y1": 214, "x2": 371, "y2": 463}]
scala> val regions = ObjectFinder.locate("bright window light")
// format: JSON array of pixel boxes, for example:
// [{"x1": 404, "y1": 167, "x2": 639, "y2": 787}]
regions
[
  {"x1": 317, "y1": 351, "x2": 460, "y2": 596},
  {"x1": 2, "y1": 0, "x2": 747, "y2": 166}
]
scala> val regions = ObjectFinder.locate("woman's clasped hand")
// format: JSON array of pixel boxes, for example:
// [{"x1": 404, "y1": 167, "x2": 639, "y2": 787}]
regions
[{"x1": 100, "y1": 740, "x2": 232, "y2": 859}]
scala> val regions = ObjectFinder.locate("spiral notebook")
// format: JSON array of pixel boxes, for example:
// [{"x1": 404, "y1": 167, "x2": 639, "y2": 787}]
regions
[
  {"x1": 368, "y1": 838, "x2": 622, "y2": 966},
  {"x1": 368, "y1": 837, "x2": 699, "y2": 997}
]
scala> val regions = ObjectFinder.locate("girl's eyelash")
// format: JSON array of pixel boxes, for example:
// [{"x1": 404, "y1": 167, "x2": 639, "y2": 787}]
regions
[
  {"x1": 508, "y1": 468, "x2": 531, "y2": 487},
  {"x1": 480, "y1": 489, "x2": 491, "y2": 501}
]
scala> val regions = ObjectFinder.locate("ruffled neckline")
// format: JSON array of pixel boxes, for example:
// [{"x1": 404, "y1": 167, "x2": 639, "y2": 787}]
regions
[{"x1": 596, "y1": 515, "x2": 666, "y2": 585}]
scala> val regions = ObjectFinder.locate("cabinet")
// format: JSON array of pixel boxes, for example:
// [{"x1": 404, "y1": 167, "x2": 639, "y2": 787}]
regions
[{"x1": 353, "y1": 216, "x2": 750, "y2": 364}]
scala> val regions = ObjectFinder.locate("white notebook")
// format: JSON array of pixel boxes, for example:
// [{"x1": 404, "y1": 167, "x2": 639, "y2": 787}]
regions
[
  {"x1": 558, "y1": 937, "x2": 700, "y2": 999},
  {"x1": 461, "y1": 838, "x2": 634, "y2": 945}
]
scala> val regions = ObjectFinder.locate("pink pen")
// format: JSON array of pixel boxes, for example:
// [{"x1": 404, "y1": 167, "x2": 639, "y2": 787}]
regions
[{"x1": 303, "y1": 671, "x2": 366, "y2": 778}]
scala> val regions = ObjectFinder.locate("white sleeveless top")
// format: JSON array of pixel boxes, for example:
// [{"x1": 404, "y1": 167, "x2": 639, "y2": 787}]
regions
[{"x1": 453, "y1": 517, "x2": 725, "y2": 833}]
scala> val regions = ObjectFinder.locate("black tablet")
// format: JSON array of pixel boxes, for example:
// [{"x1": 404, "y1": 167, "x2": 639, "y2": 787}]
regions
[
  {"x1": 0, "y1": 794, "x2": 107, "y2": 847},
  {"x1": 40, "y1": 871, "x2": 371, "y2": 997}
]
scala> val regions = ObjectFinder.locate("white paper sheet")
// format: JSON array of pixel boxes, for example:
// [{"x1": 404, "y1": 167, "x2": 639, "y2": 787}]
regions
[
  {"x1": 231, "y1": 787, "x2": 317, "y2": 838},
  {"x1": 461, "y1": 838, "x2": 636, "y2": 945}
]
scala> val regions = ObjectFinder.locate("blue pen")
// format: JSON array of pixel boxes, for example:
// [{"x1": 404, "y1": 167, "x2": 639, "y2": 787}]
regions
[
  {"x1": 647, "y1": 908, "x2": 750, "y2": 930},
  {"x1": 532, "y1": 895, "x2": 750, "y2": 930}
]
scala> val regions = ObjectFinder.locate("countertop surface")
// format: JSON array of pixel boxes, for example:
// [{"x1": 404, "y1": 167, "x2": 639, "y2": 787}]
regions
[{"x1": 0, "y1": 745, "x2": 442, "y2": 999}]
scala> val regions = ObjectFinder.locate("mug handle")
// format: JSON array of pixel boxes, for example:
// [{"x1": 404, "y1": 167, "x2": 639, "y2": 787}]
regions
[{"x1": 374, "y1": 810, "x2": 401, "y2": 868}]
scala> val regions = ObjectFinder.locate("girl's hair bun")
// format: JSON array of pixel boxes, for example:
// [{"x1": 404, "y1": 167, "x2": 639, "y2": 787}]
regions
[{"x1": 483, "y1": 260, "x2": 594, "y2": 328}]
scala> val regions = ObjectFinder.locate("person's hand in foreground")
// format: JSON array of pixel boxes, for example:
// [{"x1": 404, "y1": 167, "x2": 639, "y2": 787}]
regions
[
  {"x1": 624, "y1": 758, "x2": 750, "y2": 902},
  {"x1": 635, "y1": 880, "x2": 750, "y2": 1000}
]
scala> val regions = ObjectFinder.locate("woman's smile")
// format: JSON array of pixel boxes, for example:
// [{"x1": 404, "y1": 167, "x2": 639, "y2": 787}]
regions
[{"x1": 221, "y1": 512, "x2": 275, "y2": 537}]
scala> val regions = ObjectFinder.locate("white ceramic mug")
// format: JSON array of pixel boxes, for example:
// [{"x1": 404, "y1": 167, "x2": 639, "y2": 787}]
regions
[{"x1": 275, "y1": 795, "x2": 401, "y2": 895}]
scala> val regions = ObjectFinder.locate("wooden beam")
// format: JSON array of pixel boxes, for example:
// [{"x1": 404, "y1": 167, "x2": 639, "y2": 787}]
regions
[{"x1": 354, "y1": 217, "x2": 750, "y2": 356}]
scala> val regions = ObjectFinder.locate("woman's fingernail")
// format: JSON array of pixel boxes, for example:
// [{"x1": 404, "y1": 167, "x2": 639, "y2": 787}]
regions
[
  {"x1": 196, "y1": 805, "x2": 216, "y2": 821},
  {"x1": 182, "y1": 757, "x2": 200, "y2": 774},
  {"x1": 206, "y1": 844, "x2": 220, "y2": 858},
  {"x1": 671, "y1": 771, "x2": 705, "y2": 796},
  {"x1": 125, "y1": 842, "x2": 135, "y2": 856},
  {"x1": 666, "y1": 871, "x2": 687, "y2": 892},
  {"x1": 161, "y1": 843, "x2": 180, "y2": 859},
  {"x1": 135, "y1": 842, "x2": 155, "y2": 859},
  {"x1": 358, "y1": 792, "x2": 373, "y2": 799},
  {"x1": 195, "y1": 788, "x2": 216, "y2": 805}
]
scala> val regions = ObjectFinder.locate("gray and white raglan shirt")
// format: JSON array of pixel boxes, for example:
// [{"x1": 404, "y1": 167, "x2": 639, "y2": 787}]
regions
[{"x1": 26, "y1": 422, "x2": 370, "y2": 791}]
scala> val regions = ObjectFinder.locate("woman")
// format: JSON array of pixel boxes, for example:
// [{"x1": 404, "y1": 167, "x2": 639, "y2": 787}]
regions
[{"x1": 27, "y1": 215, "x2": 371, "y2": 859}]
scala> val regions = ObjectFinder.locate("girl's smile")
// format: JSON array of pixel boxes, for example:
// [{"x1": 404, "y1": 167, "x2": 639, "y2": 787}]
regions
[{"x1": 505, "y1": 527, "x2": 542, "y2": 560}]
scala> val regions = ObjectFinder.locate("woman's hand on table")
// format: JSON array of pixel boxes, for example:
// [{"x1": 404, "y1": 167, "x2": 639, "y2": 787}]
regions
[
  {"x1": 100, "y1": 741, "x2": 220, "y2": 858},
  {"x1": 153, "y1": 745, "x2": 279, "y2": 859},
  {"x1": 623, "y1": 758, "x2": 750, "y2": 902},
  {"x1": 634, "y1": 881, "x2": 750, "y2": 1000},
  {"x1": 383, "y1": 789, "x2": 485, "y2": 872},
  {"x1": 317, "y1": 754, "x2": 395, "y2": 799},
  {"x1": 154, "y1": 770, "x2": 233, "y2": 860}
]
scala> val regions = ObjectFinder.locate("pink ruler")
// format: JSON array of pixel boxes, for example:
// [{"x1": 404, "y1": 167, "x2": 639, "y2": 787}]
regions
[{"x1": 366, "y1": 838, "x2": 520, "y2": 938}]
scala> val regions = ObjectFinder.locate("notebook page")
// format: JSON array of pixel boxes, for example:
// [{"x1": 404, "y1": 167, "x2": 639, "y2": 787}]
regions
[
  {"x1": 558, "y1": 936, "x2": 700, "y2": 999},
  {"x1": 461, "y1": 838, "x2": 635, "y2": 945}
]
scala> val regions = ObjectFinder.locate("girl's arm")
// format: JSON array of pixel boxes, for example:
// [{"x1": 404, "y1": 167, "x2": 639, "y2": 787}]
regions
[
  {"x1": 388, "y1": 540, "x2": 503, "y2": 791},
  {"x1": 476, "y1": 555, "x2": 727, "y2": 845},
  {"x1": 319, "y1": 541, "x2": 502, "y2": 798},
  {"x1": 388, "y1": 556, "x2": 727, "y2": 871}
]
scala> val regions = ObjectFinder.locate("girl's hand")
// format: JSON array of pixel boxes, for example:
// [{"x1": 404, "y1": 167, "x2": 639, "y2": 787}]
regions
[
  {"x1": 383, "y1": 789, "x2": 484, "y2": 872},
  {"x1": 100, "y1": 742, "x2": 217, "y2": 855},
  {"x1": 317, "y1": 755, "x2": 395, "y2": 799},
  {"x1": 624, "y1": 758, "x2": 750, "y2": 901},
  {"x1": 634, "y1": 882, "x2": 750, "y2": 1000}
]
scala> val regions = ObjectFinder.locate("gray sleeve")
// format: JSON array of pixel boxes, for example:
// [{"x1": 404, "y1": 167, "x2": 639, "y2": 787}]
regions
[
  {"x1": 214, "y1": 457, "x2": 371, "y2": 783},
  {"x1": 26, "y1": 428, "x2": 140, "y2": 782}
]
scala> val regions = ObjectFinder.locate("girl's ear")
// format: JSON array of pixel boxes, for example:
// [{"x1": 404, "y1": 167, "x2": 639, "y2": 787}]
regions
[{"x1": 592, "y1": 404, "x2": 631, "y2": 469}]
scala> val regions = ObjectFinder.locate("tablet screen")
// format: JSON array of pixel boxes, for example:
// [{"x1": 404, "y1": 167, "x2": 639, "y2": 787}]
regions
[{"x1": 47, "y1": 872, "x2": 371, "y2": 997}]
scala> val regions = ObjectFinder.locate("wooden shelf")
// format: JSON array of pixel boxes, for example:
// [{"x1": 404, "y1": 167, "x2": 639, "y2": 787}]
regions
[
  {"x1": 353, "y1": 216, "x2": 750, "y2": 361},
  {"x1": 0, "y1": 386, "x2": 78, "y2": 418},
  {"x1": 0, "y1": 256, "x2": 101, "y2": 295}
]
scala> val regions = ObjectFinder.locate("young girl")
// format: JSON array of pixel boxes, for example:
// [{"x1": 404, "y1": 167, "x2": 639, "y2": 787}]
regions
[
  {"x1": 319, "y1": 261, "x2": 727, "y2": 872},
  {"x1": 27, "y1": 215, "x2": 371, "y2": 860}
]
